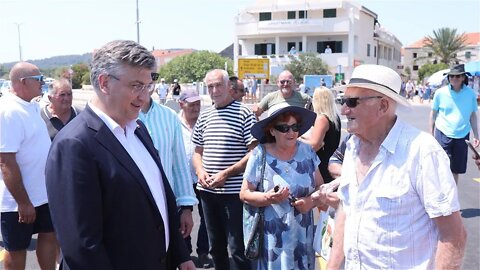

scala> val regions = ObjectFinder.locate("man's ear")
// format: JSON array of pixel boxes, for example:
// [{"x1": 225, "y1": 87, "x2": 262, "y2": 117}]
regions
[
  {"x1": 98, "y1": 74, "x2": 110, "y2": 94},
  {"x1": 379, "y1": 97, "x2": 390, "y2": 113}
]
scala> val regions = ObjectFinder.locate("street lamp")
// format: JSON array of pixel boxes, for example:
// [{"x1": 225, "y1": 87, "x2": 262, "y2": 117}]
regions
[
  {"x1": 135, "y1": 0, "x2": 140, "y2": 43},
  {"x1": 14, "y1": 23, "x2": 23, "y2": 61}
]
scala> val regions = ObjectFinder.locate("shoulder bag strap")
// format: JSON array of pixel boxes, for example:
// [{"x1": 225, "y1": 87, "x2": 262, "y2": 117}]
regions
[{"x1": 259, "y1": 145, "x2": 267, "y2": 214}]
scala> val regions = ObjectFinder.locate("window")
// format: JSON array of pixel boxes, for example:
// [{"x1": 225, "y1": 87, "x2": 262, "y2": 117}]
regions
[
  {"x1": 317, "y1": 41, "x2": 342, "y2": 53},
  {"x1": 259, "y1": 12, "x2": 271, "y2": 21},
  {"x1": 255, "y1": 43, "x2": 276, "y2": 55},
  {"x1": 412, "y1": 65, "x2": 419, "y2": 71},
  {"x1": 428, "y1": 52, "x2": 433, "y2": 57},
  {"x1": 323, "y1": 9, "x2": 336, "y2": 18},
  {"x1": 299, "y1": 42, "x2": 303, "y2": 51},
  {"x1": 288, "y1": 11, "x2": 296, "y2": 19},
  {"x1": 287, "y1": 42, "x2": 296, "y2": 52},
  {"x1": 299, "y1": 10, "x2": 307, "y2": 18},
  {"x1": 466, "y1": 51, "x2": 471, "y2": 59},
  {"x1": 367, "y1": 44, "x2": 371, "y2": 57},
  {"x1": 413, "y1": 53, "x2": 417, "y2": 58},
  {"x1": 374, "y1": 46, "x2": 377, "y2": 57}
]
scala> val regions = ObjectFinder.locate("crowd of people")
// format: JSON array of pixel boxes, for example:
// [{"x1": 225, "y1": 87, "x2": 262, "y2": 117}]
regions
[{"x1": 0, "y1": 39, "x2": 476, "y2": 270}]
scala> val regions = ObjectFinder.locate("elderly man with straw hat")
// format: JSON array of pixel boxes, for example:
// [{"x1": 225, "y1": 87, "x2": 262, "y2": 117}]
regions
[{"x1": 326, "y1": 65, "x2": 466, "y2": 269}]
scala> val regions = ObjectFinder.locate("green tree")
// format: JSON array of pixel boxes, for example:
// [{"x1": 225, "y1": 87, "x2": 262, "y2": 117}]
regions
[
  {"x1": 417, "y1": 63, "x2": 449, "y2": 82},
  {"x1": 71, "y1": 63, "x2": 90, "y2": 89},
  {"x1": 159, "y1": 51, "x2": 233, "y2": 83},
  {"x1": 404, "y1": 66, "x2": 411, "y2": 79},
  {"x1": 424, "y1": 27, "x2": 467, "y2": 65},
  {"x1": 283, "y1": 53, "x2": 329, "y2": 82}
]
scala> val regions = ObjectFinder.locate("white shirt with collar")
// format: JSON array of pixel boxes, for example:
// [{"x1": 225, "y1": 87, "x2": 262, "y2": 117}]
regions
[
  {"x1": 338, "y1": 118, "x2": 460, "y2": 269},
  {"x1": 88, "y1": 103, "x2": 170, "y2": 249}
]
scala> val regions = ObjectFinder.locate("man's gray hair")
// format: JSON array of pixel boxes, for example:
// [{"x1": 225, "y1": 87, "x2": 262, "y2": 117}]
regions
[
  {"x1": 48, "y1": 79, "x2": 71, "y2": 97},
  {"x1": 204, "y1": 69, "x2": 229, "y2": 86},
  {"x1": 90, "y1": 40, "x2": 156, "y2": 90}
]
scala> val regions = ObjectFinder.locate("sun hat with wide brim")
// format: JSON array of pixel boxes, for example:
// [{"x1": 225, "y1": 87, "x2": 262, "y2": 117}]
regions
[
  {"x1": 333, "y1": 64, "x2": 410, "y2": 107},
  {"x1": 443, "y1": 64, "x2": 472, "y2": 76},
  {"x1": 251, "y1": 103, "x2": 317, "y2": 143}
]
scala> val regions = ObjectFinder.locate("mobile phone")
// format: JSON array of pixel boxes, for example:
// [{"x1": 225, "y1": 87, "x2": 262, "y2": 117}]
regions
[
  {"x1": 465, "y1": 140, "x2": 480, "y2": 158},
  {"x1": 288, "y1": 194, "x2": 297, "y2": 203}
]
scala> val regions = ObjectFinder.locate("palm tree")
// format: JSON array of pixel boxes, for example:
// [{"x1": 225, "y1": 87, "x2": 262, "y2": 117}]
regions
[{"x1": 424, "y1": 27, "x2": 467, "y2": 65}]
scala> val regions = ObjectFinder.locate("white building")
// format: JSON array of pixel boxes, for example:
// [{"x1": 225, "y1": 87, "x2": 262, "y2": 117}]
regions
[{"x1": 233, "y1": 0, "x2": 402, "y2": 81}]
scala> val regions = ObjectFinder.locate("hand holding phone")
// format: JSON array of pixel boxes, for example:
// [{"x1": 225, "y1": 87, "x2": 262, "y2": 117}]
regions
[{"x1": 465, "y1": 140, "x2": 480, "y2": 158}]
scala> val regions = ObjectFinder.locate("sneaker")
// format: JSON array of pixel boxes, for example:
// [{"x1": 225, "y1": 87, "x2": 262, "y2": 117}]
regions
[{"x1": 198, "y1": 253, "x2": 213, "y2": 269}]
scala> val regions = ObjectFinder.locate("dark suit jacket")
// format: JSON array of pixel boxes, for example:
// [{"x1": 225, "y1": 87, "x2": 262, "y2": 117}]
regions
[{"x1": 46, "y1": 105, "x2": 190, "y2": 270}]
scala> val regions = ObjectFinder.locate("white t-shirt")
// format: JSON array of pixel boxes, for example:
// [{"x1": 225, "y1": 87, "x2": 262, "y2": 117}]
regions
[
  {"x1": 157, "y1": 83, "x2": 168, "y2": 99},
  {"x1": 0, "y1": 92, "x2": 51, "y2": 212}
]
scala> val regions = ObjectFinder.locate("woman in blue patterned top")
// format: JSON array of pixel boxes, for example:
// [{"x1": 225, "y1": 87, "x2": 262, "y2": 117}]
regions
[{"x1": 240, "y1": 103, "x2": 324, "y2": 270}]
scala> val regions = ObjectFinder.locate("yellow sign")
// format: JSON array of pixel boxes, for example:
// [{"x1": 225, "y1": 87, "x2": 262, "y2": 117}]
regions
[{"x1": 238, "y1": 58, "x2": 270, "y2": 80}]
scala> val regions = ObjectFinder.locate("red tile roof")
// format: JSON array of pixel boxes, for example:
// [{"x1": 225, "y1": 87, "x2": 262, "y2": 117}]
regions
[{"x1": 405, "y1": 32, "x2": 479, "y2": 48}]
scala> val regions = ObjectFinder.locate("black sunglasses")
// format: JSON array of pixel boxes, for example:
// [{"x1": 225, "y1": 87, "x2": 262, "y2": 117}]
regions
[
  {"x1": 151, "y1": 73, "x2": 159, "y2": 81},
  {"x1": 274, "y1": 123, "x2": 300, "y2": 133},
  {"x1": 338, "y1": 96, "x2": 383, "y2": 108}
]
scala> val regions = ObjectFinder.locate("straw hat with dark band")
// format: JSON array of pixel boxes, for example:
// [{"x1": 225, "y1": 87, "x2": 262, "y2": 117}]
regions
[{"x1": 334, "y1": 64, "x2": 410, "y2": 107}]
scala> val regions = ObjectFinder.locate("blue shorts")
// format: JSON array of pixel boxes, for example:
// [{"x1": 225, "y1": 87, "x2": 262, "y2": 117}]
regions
[
  {"x1": 1, "y1": 203, "x2": 55, "y2": 251},
  {"x1": 434, "y1": 128, "x2": 469, "y2": 174}
]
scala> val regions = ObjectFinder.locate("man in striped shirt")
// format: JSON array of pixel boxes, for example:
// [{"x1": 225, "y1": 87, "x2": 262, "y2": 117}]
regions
[
  {"x1": 139, "y1": 88, "x2": 198, "y2": 246},
  {"x1": 192, "y1": 69, "x2": 257, "y2": 269}
]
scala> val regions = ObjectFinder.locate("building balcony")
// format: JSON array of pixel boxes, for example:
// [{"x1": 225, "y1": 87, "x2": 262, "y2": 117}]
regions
[{"x1": 235, "y1": 17, "x2": 350, "y2": 37}]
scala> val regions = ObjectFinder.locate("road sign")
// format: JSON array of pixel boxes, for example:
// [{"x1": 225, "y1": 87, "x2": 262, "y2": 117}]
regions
[{"x1": 238, "y1": 58, "x2": 270, "y2": 80}]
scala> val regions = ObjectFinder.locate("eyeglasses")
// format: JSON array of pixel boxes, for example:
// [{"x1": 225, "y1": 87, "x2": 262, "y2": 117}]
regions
[
  {"x1": 449, "y1": 74, "x2": 463, "y2": 79},
  {"x1": 21, "y1": 75, "x2": 44, "y2": 83},
  {"x1": 279, "y1": 80, "x2": 292, "y2": 85},
  {"x1": 274, "y1": 123, "x2": 300, "y2": 133},
  {"x1": 339, "y1": 96, "x2": 383, "y2": 108},
  {"x1": 109, "y1": 74, "x2": 155, "y2": 95}
]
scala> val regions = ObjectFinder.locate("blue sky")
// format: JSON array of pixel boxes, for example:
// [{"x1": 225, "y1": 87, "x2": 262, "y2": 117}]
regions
[{"x1": 0, "y1": 0, "x2": 479, "y2": 64}]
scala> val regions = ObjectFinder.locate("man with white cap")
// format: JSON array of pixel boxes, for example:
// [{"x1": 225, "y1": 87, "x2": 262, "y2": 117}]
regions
[
  {"x1": 156, "y1": 78, "x2": 168, "y2": 104},
  {"x1": 178, "y1": 89, "x2": 213, "y2": 268},
  {"x1": 328, "y1": 64, "x2": 466, "y2": 269}
]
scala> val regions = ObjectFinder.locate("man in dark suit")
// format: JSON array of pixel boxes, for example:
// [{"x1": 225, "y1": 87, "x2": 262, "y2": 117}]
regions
[{"x1": 45, "y1": 40, "x2": 195, "y2": 270}]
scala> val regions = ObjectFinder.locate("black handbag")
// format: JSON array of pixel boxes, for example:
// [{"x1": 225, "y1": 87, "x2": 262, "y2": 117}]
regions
[{"x1": 244, "y1": 145, "x2": 267, "y2": 260}]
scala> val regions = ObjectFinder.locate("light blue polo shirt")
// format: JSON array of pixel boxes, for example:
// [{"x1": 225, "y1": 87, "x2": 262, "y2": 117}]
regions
[{"x1": 432, "y1": 84, "x2": 478, "y2": 138}]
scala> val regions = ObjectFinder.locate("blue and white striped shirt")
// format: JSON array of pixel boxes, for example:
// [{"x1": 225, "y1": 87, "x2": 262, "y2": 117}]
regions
[
  {"x1": 192, "y1": 101, "x2": 256, "y2": 194},
  {"x1": 138, "y1": 101, "x2": 198, "y2": 206}
]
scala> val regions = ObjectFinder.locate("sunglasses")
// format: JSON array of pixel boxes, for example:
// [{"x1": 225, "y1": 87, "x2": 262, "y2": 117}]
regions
[
  {"x1": 279, "y1": 80, "x2": 292, "y2": 85},
  {"x1": 274, "y1": 123, "x2": 300, "y2": 133},
  {"x1": 338, "y1": 96, "x2": 383, "y2": 108},
  {"x1": 21, "y1": 75, "x2": 44, "y2": 82},
  {"x1": 448, "y1": 74, "x2": 464, "y2": 79}
]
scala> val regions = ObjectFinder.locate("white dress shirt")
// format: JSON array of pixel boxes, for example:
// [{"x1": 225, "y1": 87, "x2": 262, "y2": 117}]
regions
[
  {"x1": 338, "y1": 118, "x2": 460, "y2": 269},
  {"x1": 89, "y1": 103, "x2": 170, "y2": 249}
]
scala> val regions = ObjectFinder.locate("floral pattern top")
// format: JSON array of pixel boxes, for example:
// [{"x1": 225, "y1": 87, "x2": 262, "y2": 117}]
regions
[{"x1": 244, "y1": 141, "x2": 320, "y2": 270}]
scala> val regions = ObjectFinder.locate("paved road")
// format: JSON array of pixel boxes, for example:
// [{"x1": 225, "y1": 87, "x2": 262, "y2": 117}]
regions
[{"x1": 1, "y1": 92, "x2": 478, "y2": 269}]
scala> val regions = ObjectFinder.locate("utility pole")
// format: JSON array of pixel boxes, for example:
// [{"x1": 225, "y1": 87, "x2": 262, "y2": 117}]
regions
[
  {"x1": 15, "y1": 23, "x2": 23, "y2": 61},
  {"x1": 135, "y1": 0, "x2": 140, "y2": 43}
]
